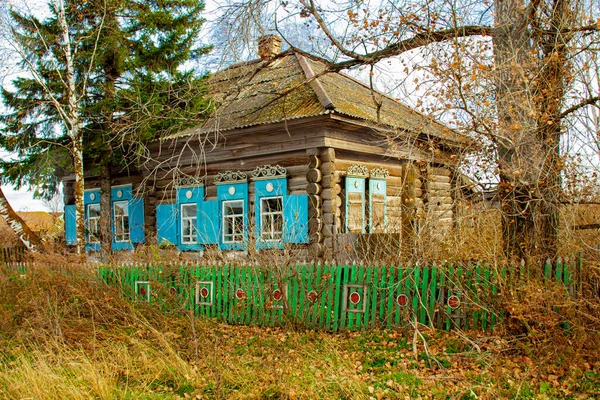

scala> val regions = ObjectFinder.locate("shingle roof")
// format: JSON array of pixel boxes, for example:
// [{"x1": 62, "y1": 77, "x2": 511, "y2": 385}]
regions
[{"x1": 169, "y1": 51, "x2": 466, "y2": 145}]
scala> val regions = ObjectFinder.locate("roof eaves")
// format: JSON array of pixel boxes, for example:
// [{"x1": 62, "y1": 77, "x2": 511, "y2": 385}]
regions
[{"x1": 162, "y1": 109, "x2": 333, "y2": 140}]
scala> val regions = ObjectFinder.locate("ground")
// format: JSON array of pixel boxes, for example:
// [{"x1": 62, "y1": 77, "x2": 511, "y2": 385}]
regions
[{"x1": 0, "y1": 262, "x2": 599, "y2": 399}]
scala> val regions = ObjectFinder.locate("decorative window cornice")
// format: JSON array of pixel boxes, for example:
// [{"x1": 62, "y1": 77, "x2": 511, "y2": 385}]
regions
[
  {"x1": 251, "y1": 165, "x2": 287, "y2": 180},
  {"x1": 369, "y1": 168, "x2": 390, "y2": 180},
  {"x1": 346, "y1": 164, "x2": 369, "y2": 178},
  {"x1": 214, "y1": 170, "x2": 248, "y2": 184},
  {"x1": 176, "y1": 176, "x2": 204, "y2": 187}
]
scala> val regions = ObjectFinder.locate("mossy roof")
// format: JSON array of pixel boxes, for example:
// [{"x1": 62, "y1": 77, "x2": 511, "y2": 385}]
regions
[{"x1": 169, "y1": 51, "x2": 466, "y2": 145}]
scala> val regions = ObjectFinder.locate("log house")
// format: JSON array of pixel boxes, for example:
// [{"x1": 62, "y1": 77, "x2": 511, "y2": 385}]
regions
[{"x1": 63, "y1": 35, "x2": 469, "y2": 259}]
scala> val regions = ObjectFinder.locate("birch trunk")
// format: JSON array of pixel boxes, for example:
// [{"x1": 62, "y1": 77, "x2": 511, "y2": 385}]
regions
[
  {"x1": 58, "y1": 0, "x2": 86, "y2": 254},
  {"x1": 0, "y1": 187, "x2": 42, "y2": 251}
]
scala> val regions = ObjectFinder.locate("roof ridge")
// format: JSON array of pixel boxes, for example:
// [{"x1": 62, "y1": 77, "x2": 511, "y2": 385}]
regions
[
  {"x1": 294, "y1": 53, "x2": 335, "y2": 110},
  {"x1": 297, "y1": 53, "x2": 456, "y2": 137}
]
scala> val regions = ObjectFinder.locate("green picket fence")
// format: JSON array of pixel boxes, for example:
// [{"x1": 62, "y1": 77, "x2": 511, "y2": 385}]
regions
[{"x1": 96, "y1": 258, "x2": 578, "y2": 332}]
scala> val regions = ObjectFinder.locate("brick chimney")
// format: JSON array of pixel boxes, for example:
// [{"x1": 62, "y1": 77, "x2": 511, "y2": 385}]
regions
[{"x1": 257, "y1": 35, "x2": 282, "y2": 61}]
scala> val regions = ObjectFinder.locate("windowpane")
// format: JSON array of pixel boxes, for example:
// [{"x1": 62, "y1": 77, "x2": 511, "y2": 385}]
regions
[
  {"x1": 87, "y1": 203, "x2": 101, "y2": 244},
  {"x1": 260, "y1": 197, "x2": 283, "y2": 241},
  {"x1": 371, "y1": 194, "x2": 385, "y2": 233},
  {"x1": 114, "y1": 201, "x2": 130, "y2": 242},
  {"x1": 347, "y1": 192, "x2": 364, "y2": 233},
  {"x1": 181, "y1": 203, "x2": 197, "y2": 244},
  {"x1": 223, "y1": 200, "x2": 244, "y2": 244}
]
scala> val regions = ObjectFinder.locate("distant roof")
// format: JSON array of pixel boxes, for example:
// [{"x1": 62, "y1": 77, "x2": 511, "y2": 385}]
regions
[
  {"x1": 0, "y1": 211, "x2": 61, "y2": 233},
  {"x1": 167, "y1": 51, "x2": 467, "y2": 145}
]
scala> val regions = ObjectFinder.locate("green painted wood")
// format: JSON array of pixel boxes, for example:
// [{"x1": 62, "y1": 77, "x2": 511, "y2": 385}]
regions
[
  {"x1": 314, "y1": 264, "x2": 323, "y2": 325},
  {"x1": 223, "y1": 265, "x2": 231, "y2": 323},
  {"x1": 483, "y1": 267, "x2": 491, "y2": 330},
  {"x1": 435, "y1": 265, "x2": 446, "y2": 329},
  {"x1": 555, "y1": 260, "x2": 564, "y2": 283},
  {"x1": 290, "y1": 265, "x2": 300, "y2": 326},
  {"x1": 411, "y1": 267, "x2": 420, "y2": 325},
  {"x1": 332, "y1": 265, "x2": 342, "y2": 332},
  {"x1": 369, "y1": 266, "x2": 378, "y2": 329},
  {"x1": 301, "y1": 265, "x2": 310, "y2": 326},
  {"x1": 394, "y1": 266, "x2": 403, "y2": 328},
  {"x1": 354, "y1": 264, "x2": 363, "y2": 330},
  {"x1": 472, "y1": 265, "x2": 480, "y2": 330},
  {"x1": 444, "y1": 265, "x2": 453, "y2": 331},
  {"x1": 419, "y1": 266, "x2": 429, "y2": 325},
  {"x1": 319, "y1": 264, "x2": 330, "y2": 328},
  {"x1": 377, "y1": 266, "x2": 387, "y2": 328},
  {"x1": 429, "y1": 266, "x2": 438, "y2": 328},
  {"x1": 325, "y1": 264, "x2": 334, "y2": 331}
]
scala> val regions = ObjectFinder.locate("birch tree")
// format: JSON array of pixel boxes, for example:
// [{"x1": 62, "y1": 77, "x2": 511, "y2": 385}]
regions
[
  {"x1": 0, "y1": 0, "x2": 89, "y2": 253},
  {"x1": 1, "y1": 0, "x2": 212, "y2": 255}
]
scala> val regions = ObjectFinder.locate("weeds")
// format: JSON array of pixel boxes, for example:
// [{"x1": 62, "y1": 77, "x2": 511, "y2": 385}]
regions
[{"x1": 1, "y1": 254, "x2": 599, "y2": 398}]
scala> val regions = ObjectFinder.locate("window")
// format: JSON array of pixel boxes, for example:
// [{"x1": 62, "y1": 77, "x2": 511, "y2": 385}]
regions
[
  {"x1": 114, "y1": 201, "x2": 130, "y2": 242},
  {"x1": 345, "y1": 175, "x2": 366, "y2": 234},
  {"x1": 368, "y1": 168, "x2": 388, "y2": 233},
  {"x1": 216, "y1": 176, "x2": 249, "y2": 250},
  {"x1": 344, "y1": 165, "x2": 388, "y2": 234},
  {"x1": 181, "y1": 203, "x2": 198, "y2": 244},
  {"x1": 260, "y1": 196, "x2": 283, "y2": 241},
  {"x1": 87, "y1": 203, "x2": 101, "y2": 244},
  {"x1": 222, "y1": 200, "x2": 244, "y2": 244},
  {"x1": 84, "y1": 189, "x2": 101, "y2": 250}
]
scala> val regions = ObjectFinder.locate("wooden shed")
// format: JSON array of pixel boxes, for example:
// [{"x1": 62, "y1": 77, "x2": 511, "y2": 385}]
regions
[{"x1": 63, "y1": 36, "x2": 469, "y2": 259}]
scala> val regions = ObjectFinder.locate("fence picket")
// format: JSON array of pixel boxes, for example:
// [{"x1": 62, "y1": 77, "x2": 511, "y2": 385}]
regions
[{"x1": 6, "y1": 260, "x2": 573, "y2": 334}]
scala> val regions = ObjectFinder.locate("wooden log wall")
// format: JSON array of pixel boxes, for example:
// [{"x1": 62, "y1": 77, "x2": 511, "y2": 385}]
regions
[
  {"x1": 424, "y1": 166, "x2": 453, "y2": 226},
  {"x1": 318, "y1": 148, "x2": 342, "y2": 254}
]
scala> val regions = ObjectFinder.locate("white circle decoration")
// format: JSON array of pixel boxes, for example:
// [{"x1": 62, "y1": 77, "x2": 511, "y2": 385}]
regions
[
  {"x1": 89, "y1": 193, "x2": 95, "y2": 201},
  {"x1": 266, "y1": 182, "x2": 274, "y2": 193},
  {"x1": 117, "y1": 190, "x2": 123, "y2": 198},
  {"x1": 354, "y1": 181, "x2": 359, "y2": 188},
  {"x1": 228, "y1": 186, "x2": 236, "y2": 195},
  {"x1": 185, "y1": 190, "x2": 193, "y2": 199}
]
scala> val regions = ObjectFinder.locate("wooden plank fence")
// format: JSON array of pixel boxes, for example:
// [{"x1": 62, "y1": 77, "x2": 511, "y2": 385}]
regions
[{"x1": 92, "y1": 258, "x2": 578, "y2": 332}]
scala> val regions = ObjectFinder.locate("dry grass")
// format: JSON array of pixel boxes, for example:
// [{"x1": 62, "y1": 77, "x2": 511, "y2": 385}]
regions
[{"x1": 1, "y1": 255, "x2": 600, "y2": 399}]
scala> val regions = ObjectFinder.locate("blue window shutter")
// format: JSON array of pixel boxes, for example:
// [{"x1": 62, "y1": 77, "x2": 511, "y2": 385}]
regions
[
  {"x1": 369, "y1": 179, "x2": 387, "y2": 232},
  {"x1": 129, "y1": 198, "x2": 145, "y2": 243},
  {"x1": 84, "y1": 190, "x2": 100, "y2": 205},
  {"x1": 177, "y1": 186, "x2": 203, "y2": 204},
  {"x1": 199, "y1": 200, "x2": 219, "y2": 245},
  {"x1": 111, "y1": 185, "x2": 132, "y2": 201},
  {"x1": 345, "y1": 176, "x2": 366, "y2": 233},
  {"x1": 156, "y1": 204, "x2": 178, "y2": 246},
  {"x1": 65, "y1": 205, "x2": 77, "y2": 245},
  {"x1": 284, "y1": 194, "x2": 309, "y2": 244}
]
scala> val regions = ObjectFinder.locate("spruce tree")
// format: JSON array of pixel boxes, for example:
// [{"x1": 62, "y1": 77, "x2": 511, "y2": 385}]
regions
[{"x1": 1, "y1": 0, "x2": 212, "y2": 253}]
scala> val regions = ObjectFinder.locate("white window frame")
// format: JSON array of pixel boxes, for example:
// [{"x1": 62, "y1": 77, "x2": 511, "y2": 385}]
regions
[
  {"x1": 260, "y1": 196, "x2": 283, "y2": 242},
  {"x1": 86, "y1": 203, "x2": 101, "y2": 244},
  {"x1": 222, "y1": 199, "x2": 244, "y2": 244},
  {"x1": 113, "y1": 200, "x2": 130, "y2": 243},
  {"x1": 180, "y1": 203, "x2": 198, "y2": 244}
]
